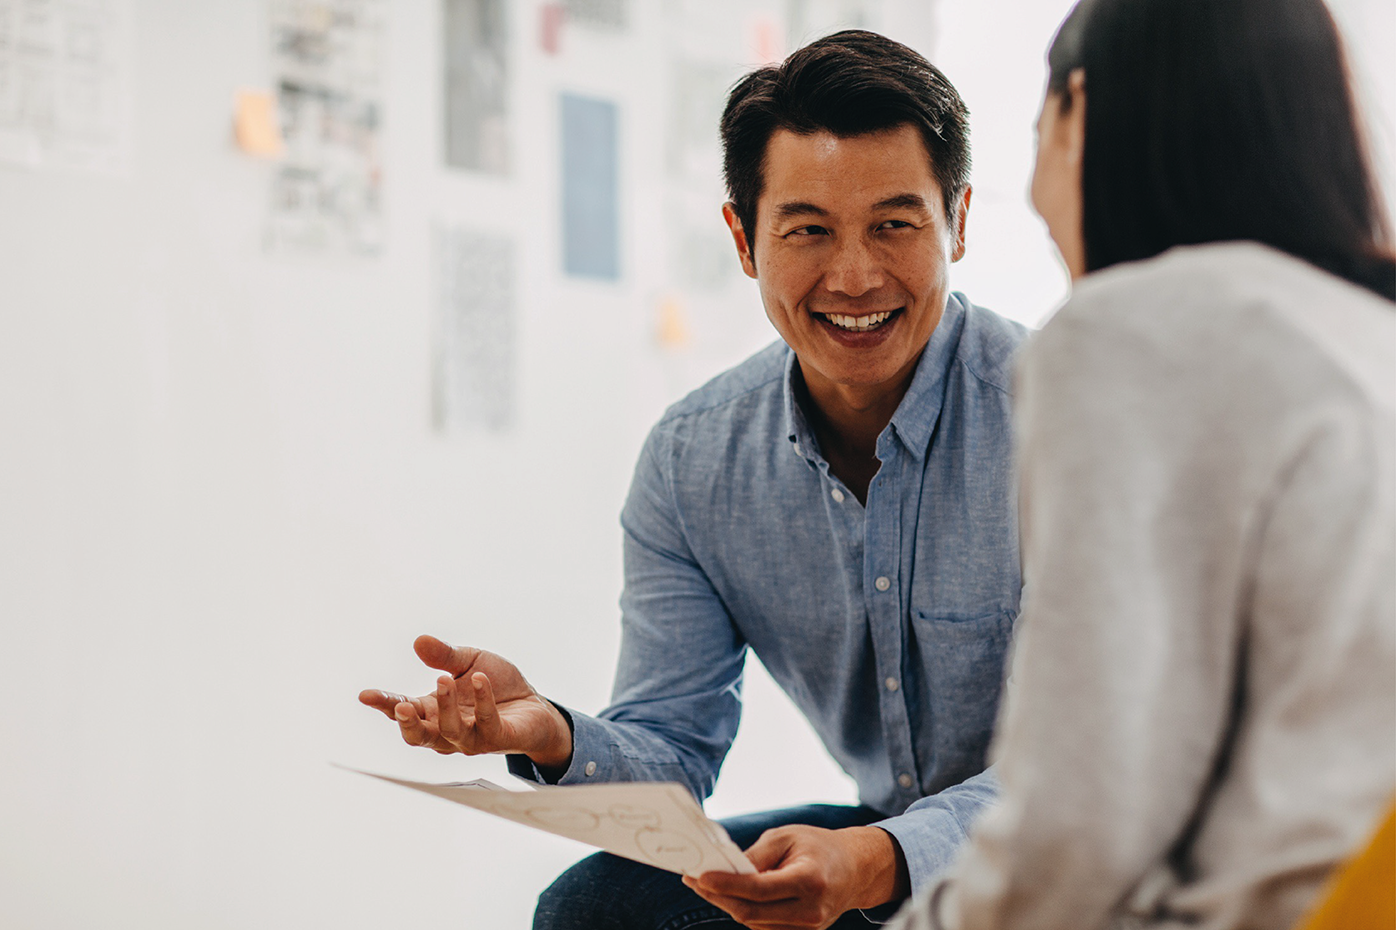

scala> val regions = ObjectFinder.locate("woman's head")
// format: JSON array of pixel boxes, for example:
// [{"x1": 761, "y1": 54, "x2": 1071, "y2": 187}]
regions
[{"x1": 1033, "y1": 0, "x2": 1395, "y2": 299}]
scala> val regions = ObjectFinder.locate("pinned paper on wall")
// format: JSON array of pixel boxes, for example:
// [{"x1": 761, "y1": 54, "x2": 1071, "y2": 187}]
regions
[
  {"x1": 265, "y1": 0, "x2": 385, "y2": 256},
  {"x1": 563, "y1": 0, "x2": 627, "y2": 31},
  {"x1": 538, "y1": 3, "x2": 564, "y2": 55},
  {"x1": 0, "y1": 0, "x2": 133, "y2": 174},
  {"x1": 233, "y1": 89, "x2": 284, "y2": 158},
  {"x1": 444, "y1": 0, "x2": 508, "y2": 174},
  {"x1": 666, "y1": 60, "x2": 730, "y2": 181},
  {"x1": 433, "y1": 226, "x2": 516, "y2": 433},
  {"x1": 561, "y1": 93, "x2": 619, "y2": 281},
  {"x1": 655, "y1": 296, "x2": 692, "y2": 349}
]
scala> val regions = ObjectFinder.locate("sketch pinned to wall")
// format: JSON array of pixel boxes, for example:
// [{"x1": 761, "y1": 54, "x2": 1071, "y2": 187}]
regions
[
  {"x1": 443, "y1": 0, "x2": 508, "y2": 174},
  {"x1": 560, "y1": 93, "x2": 619, "y2": 281},
  {"x1": 667, "y1": 60, "x2": 731, "y2": 181},
  {"x1": 433, "y1": 226, "x2": 516, "y2": 433},
  {"x1": 0, "y1": 0, "x2": 132, "y2": 174},
  {"x1": 265, "y1": 0, "x2": 385, "y2": 256},
  {"x1": 563, "y1": 0, "x2": 627, "y2": 31}
]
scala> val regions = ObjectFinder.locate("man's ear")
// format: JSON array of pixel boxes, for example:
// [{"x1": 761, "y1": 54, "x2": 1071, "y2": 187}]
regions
[
  {"x1": 722, "y1": 202, "x2": 758, "y2": 279},
  {"x1": 950, "y1": 185, "x2": 972, "y2": 263}
]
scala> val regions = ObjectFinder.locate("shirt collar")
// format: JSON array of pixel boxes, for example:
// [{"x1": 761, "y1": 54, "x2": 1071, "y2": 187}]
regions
[{"x1": 783, "y1": 293, "x2": 966, "y2": 465}]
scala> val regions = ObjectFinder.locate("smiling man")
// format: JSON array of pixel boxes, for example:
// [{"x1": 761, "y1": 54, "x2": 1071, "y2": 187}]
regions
[{"x1": 360, "y1": 30, "x2": 1028, "y2": 930}]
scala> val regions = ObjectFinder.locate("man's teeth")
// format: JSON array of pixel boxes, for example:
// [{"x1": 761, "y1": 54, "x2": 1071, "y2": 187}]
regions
[{"x1": 823, "y1": 310, "x2": 894, "y2": 332}]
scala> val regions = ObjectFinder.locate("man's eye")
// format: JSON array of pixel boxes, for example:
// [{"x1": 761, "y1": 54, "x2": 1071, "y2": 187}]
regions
[
  {"x1": 788, "y1": 225, "x2": 828, "y2": 237},
  {"x1": 878, "y1": 220, "x2": 914, "y2": 231}
]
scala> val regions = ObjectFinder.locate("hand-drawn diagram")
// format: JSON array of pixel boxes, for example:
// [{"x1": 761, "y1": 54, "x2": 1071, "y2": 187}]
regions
[
  {"x1": 265, "y1": 0, "x2": 385, "y2": 256},
  {"x1": 527, "y1": 806, "x2": 600, "y2": 831},
  {"x1": 0, "y1": 0, "x2": 132, "y2": 174},
  {"x1": 636, "y1": 829, "x2": 703, "y2": 874},
  {"x1": 342, "y1": 765, "x2": 757, "y2": 877}
]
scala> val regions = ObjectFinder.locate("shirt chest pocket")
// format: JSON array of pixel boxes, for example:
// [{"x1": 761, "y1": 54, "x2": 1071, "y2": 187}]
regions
[{"x1": 911, "y1": 608, "x2": 1017, "y2": 784}]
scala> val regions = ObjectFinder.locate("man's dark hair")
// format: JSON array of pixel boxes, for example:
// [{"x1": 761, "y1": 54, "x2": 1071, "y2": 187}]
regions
[
  {"x1": 1049, "y1": 0, "x2": 1395, "y2": 300},
  {"x1": 719, "y1": 30, "x2": 971, "y2": 255}
]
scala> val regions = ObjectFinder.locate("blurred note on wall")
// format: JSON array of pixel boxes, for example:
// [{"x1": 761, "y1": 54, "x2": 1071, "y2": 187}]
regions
[
  {"x1": 434, "y1": 226, "x2": 516, "y2": 434},
  {"x1": 561, "y1": 93, "x2": 619, "y2": 280},
  {"x1": 0, "y1": 0, "x2": 133, "y2": 174},
  {"x1": 233, "y1": 89, "x2": 284, "y2": 158},
  {"x1": 563, "y1": 0, "x2": 627, "y2": 30},
  {"x1": 264, "y1": 0, "x2": 385, "y2": 257},
  {"x1": 444, "y1": 0, "x2": 508, "y2": 174}
]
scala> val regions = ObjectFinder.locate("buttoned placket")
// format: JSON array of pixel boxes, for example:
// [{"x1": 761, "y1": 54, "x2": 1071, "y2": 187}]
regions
[{"x1": 864, "y1": 433, "x2": 923, "y2": 803}]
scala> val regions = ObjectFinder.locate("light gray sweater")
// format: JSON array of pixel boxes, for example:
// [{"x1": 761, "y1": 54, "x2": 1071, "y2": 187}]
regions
[{"x1": 893, "y1": 243, "x2": 1396, "y2": 930}]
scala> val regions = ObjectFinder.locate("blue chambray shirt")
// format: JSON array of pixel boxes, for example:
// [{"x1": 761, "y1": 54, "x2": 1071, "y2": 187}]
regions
[{"x1": 510, "y1": 293, "x2": 1028, "y2": 892}]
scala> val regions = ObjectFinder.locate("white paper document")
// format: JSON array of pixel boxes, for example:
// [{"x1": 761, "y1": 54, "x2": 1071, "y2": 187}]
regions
[{"x1": 344, "y1": 766, "x2": 757, "y2": 877}]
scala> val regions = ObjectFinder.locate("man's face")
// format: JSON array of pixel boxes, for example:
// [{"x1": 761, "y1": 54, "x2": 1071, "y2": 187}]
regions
[{"x1": 724, "y1": 124, "x2": 968, "y2": 399}]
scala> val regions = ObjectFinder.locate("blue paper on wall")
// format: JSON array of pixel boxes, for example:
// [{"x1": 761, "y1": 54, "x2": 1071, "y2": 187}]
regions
[{"x1": 561, "y1": 94, "x2": 620, "y2": 280}]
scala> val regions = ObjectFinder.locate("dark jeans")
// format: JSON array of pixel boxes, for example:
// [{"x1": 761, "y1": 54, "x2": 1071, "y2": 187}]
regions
[{"x1": 533, "y1": 803, "x2": 903, "y2": 930}]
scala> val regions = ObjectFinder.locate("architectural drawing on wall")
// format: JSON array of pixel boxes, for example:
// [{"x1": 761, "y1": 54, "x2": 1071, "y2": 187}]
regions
[
  {"x1": 0, "y1": 0, "x2": 132, "y2": 174},
  {"x1": 433, "y1": 226, "x2": 515, "y2": 433},
  {"x1": 443, "y1": 0, "x2": 508, "y2": 174},
  {"x1": 265, "y1": 0, "x2": 384, "y2": 256},
  {"x1": 563, "y1": 0, "x2": 627, "y2": 30},
  {"x1": 560, "y1": 93, "x2": 619, "y2": 280}
]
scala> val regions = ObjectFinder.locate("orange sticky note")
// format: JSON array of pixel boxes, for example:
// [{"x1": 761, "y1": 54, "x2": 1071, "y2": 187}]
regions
[
  {"x1": 234, "y1": 89, "x2": 284, "y2": 158},
  {"x1": 657, "y1": 297, "x2": 692, "y2": 349}
]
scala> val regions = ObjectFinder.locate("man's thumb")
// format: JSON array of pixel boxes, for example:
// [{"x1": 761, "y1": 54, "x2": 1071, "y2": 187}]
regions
[
  {"x1": 743, "y1": 829, "x2": 794, "y2": 873},
  {"x1": 413, "y1": 634, "x2": 477, "y2": 675}
]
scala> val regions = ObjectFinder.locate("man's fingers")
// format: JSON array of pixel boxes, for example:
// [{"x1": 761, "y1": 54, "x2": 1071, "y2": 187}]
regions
[
  {"x1": 690, "y1": 869, "x2": 799, "y2": 903},
  {"x1": 680, "y1": 880, "x2": 801, "y2": 928},
  {"x1": 360, "y1": 689, "x2": 413, "y2": 719},
  {"x1": 470, "y1": 673, "x2": 504, "y2": 747},
  {"x1": 743, "y1": 828, "x2": 796, "y2": 873},
  {"x1": 414, "y1": 634, "x2": 481, "y2": 677},
  {"x1": 394, "y1": 701, "x2": 437, "y2": 747},
  {"x1": 436, "y1": 675, "x2": 466, "y2": 747}
]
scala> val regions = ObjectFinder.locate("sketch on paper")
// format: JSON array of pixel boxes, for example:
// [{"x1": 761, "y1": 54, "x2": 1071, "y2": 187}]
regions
[
  {"x1": 265, "y1": 0, "x2": 385, "y2": 256},
  {"x1": 0, "y1": 0, "x2": 132, "y2": 174},
  {"x1": 560, "y1": 93, "x2": 619, "y2": 280},
  {"x1": 443, "y1": 0, "x2": 508, "y2": 174},
  {"x1": 343, "y1": 766, "x2": 757, "y2": 877},
  {"x1": 433, "y1": 226, "x2": 515, "y2": 433},
  {"x1": 563, "y1": 0, "x2": 627, "y2": 30}
]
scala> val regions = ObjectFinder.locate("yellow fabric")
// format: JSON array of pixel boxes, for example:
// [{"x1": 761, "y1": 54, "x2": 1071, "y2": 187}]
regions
[{"x1": 1297, "y1": 799, "x2": 1396, "y2": 930}]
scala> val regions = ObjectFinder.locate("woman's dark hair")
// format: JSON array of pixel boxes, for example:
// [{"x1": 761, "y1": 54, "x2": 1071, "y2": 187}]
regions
[
  {"x1": 720, "y1": 30, "x2": 970, "y2": 255},
  {"x1": 1049, "y1": 0, "x2": 1395, "y2": 300}
]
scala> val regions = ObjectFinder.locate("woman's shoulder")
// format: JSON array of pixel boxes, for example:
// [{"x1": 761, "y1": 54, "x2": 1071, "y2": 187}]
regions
[{"x1": 1045, "y1": 242, "x2": 1395, "y2": 399}]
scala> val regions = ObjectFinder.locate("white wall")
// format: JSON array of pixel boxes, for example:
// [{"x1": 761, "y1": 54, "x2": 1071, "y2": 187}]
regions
[{"x1": 0, "y1": 1, "x2": 1390, "y2": 928}]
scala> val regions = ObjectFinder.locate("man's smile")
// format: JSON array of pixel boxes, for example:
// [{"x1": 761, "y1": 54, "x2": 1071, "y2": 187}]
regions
[{"x1": 813, "y1": 307, "x2": 904, "y2": 333}]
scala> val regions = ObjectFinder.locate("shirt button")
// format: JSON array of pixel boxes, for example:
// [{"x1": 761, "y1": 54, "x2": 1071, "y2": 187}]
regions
[
  {"x1": 885, "y1": 677, "x2": 899, "y2": 692},
  {"x1": 898, "y1": 773, "x2": 915, "y2": 789},
  {"x1": 830, "y1": 488, "x2": 845, "y2": 503},
  {"x1": 584, "y1": 761, "x2": 597, "y2": 777},
  {"x1": 874, "y1": 576, "x2": 891, "y2": 592}
]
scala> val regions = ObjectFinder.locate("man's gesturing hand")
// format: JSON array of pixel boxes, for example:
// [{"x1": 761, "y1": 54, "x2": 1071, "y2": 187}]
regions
[
  {"x1": 358, "y1": 634, "x2": 573, "y2": 769},
  {"x1": 682, "y1": 824, "x2": 909, "y2": 930}
]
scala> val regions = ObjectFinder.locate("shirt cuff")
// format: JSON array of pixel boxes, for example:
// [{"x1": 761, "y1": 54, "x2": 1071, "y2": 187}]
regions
[
  {"x1": 505, "y1": 703, "x2": 615, "y2": 785},
  {"x1": 874, "y1": 805, "x2": 970, "y2": 898}
]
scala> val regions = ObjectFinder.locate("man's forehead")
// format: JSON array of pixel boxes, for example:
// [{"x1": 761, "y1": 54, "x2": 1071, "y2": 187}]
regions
[{"x1": 759, "y1": 125, "x2": 942, "y2": 211}]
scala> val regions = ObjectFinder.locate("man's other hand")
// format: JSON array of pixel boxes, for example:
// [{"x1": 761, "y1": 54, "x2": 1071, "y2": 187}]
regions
[
  {"x1": 358, "y1": 634, "x2": 573, "y2": 769},
  {"x1": 682, "y1": 824, "x2": 909, "y2": 930}
]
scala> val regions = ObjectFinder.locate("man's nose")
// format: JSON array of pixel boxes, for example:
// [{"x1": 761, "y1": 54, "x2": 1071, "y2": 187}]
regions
[{"x1": 822, "y1": 236, "x2": 885, "y2": 297}]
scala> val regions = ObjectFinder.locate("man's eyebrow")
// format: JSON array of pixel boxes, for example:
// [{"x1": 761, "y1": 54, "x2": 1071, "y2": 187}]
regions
[
  {"x1": 872, "y1": 193, "x2": 932, "y2": 213},
  {"x1": 771, "y1": 201, "x2": 829, "y2": 221}
]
